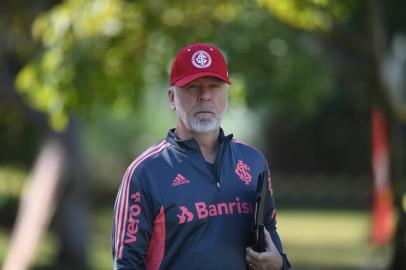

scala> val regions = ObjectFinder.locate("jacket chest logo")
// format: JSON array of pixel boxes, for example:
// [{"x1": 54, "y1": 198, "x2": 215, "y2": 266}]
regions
[
  {"x1": 172, "y1": 173, "x2": 191, "y2": 187},
  {"x1": 177, "y1": 206, "x2": 194, "y2": 223},
  {"x1": 235, "y1": 160, "x2": 252, "y2": 185},
  {"x1": 176, "y1": 198, "x2": 254, "y2": 224}
]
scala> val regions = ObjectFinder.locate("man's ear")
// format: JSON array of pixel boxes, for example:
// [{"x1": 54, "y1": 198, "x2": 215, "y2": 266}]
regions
[{"x1": 168, "y1": 89, "x2": 176, "y2": 110}]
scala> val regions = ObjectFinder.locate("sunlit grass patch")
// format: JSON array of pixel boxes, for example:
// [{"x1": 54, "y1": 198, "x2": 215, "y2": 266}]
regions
[
  {"x1": 89, "y1": 207, "x2": 113, "y2": 270},
  {"x1": 0, "y1": 229, "x2": 58, "y2": 268},
  {"x1": 277, "y1": 209, "x2": 392, "y2": 269}
]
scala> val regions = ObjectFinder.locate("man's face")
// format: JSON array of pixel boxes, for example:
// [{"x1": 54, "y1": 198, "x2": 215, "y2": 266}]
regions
[{"x1": 169, "y1": 77, "x2": 229, "y2": 134}]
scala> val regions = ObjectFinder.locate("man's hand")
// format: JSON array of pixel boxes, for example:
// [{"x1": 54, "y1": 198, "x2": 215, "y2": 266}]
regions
[{"x1": 246, "y1": 228, "x2": 283, "y2": 270}]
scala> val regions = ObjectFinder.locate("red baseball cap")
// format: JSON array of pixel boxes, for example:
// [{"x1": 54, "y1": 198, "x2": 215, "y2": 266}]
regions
[{"x1": 170, "y1": 43, "x2": 231, "y2": 87}]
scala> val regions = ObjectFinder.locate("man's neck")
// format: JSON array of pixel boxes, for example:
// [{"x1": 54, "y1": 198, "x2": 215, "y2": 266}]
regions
[{"x1": 174, "y1": 127, "x2": 220, "y2": 164}]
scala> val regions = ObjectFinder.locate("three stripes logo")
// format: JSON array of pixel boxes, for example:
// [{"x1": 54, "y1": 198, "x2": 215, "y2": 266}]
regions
[{"x1": 172, "y1": 173, "x2": 191, "y2": 187}]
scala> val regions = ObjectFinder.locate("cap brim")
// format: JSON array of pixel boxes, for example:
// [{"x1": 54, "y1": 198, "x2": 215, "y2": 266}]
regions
[{"x1": 174, "y1": 72, "x2": 231, "y2": 87}]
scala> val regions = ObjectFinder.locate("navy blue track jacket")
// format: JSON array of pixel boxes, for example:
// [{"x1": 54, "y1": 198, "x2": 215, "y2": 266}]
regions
[{"x1": 112, "y1": 129, "x2": 290, "y2": 270}]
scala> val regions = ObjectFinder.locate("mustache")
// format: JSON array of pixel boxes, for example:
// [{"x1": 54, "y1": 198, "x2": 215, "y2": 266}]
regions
[{"x1": 192, "y1": 103, "x2": 216, "y2": 114}]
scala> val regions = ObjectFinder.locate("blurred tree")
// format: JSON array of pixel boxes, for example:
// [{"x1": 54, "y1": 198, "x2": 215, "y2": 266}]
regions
[
  {"x1": 0, "y1": 0, "x2": 61, "y2": 164},
  {"x1": 11, "y1": 0, "x2": 406, "y2": 268},
  {"x1": 16, "y1": 0, "x2": 344, "y2": 177},
  {"x1": 0, "y1": 1, "x2": 91, "y2": 269},
  {"x1": 6, "y1": 1, "x2": 334, "y2": 268},
  {"x1": 259, "y1": 0, "x2": 406, "y2": 268},
  {"x1": 15, "y1": 0, "x2": 335, "y2": 130},
  {"x1": 5, "y1": 1, "x2": 341, "y2": 268}
]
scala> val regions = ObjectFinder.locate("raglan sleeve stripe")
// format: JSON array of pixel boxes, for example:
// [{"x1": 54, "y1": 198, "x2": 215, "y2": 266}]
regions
[
  {"x1": 112, "y1": 142, "x2": 169, "y2": 269},
  {"x1": 113, "y1": 170, "x2": 128, "y2": 254},
  {"x1": 264, "y1": 160, "x2": 291, "y2": 269},
  {"x1": 113, "y1": 141, "x2": 167, "y2": 258}
]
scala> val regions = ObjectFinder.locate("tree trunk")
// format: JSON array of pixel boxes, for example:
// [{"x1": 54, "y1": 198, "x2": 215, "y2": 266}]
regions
[
  {"x1": 366, "y1": 0, "x2": 406, "y2": 268},
  {"x1": 389, "y1": 122, "x2": 406, "y2": 270},
  {"x1": 1, "y1": 30, "x2": 90, "y2": 270}
]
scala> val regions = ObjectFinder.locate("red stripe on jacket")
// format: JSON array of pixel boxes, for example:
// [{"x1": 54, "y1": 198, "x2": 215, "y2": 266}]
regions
[
  {"x1": 146, "y1": 206, "x2": 166, "y2": 270},
  {"x1": 114, "y1": 141, "x2": 169, "y2": 258}
]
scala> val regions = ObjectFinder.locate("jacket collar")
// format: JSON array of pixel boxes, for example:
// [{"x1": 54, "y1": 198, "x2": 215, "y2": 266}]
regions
[{"x1": 166, "y1": 128, "x2": 233, "y2": 152}]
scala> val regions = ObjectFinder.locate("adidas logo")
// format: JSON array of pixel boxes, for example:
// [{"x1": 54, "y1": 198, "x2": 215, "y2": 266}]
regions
[{"x1": 172, "y1": 173, "x2": 191, "y2": 187}]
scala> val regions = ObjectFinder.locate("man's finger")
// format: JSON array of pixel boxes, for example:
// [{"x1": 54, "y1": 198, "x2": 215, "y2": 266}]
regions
[
  {"x1": 246, "y1": 247, "x2": 265, "y2": 262},
  {"x1": 264, "y1": 228, "x2": 274, "y2": 252},
  {"x1": 265, "y1": 227, "x2": 280, "y2": 254}
]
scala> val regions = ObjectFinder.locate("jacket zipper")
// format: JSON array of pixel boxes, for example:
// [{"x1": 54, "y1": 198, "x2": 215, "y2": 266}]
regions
[
  {"x1": 213, "y1": 138, "x2": 229, "y2": 192},
  {"x1": 194, "y1": 136, "x2": 230, "y2": 192},
  {"x1": 197, "y1": 149, "x2": 222, "y2": 192}
]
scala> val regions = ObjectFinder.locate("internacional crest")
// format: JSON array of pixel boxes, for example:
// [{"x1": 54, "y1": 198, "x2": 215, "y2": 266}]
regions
[
  {"x1": 235, "y1": 160, "x2": 252, "y2": 185},
  {"x1": 191, "y1": 50, "x2": 212, "y2": 68}
]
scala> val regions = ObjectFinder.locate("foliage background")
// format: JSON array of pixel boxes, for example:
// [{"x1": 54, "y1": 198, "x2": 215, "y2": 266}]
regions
[{"x1": 1, "y1": 0, "x2": 405, "y2": 269}]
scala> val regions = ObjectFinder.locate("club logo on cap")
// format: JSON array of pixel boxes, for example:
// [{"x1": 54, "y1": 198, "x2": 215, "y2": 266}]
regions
[{"x1": 191, "y1": 50, "x2": 212, "y2": 69}]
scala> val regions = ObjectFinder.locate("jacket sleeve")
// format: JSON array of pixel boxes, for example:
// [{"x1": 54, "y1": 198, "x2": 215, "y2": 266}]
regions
[
  {"x1": 112, "y1": 170, "x2": 156, "y2": 269},
  {"x1": 263, "y1": 163, "x2": 291, "y2": 270}
]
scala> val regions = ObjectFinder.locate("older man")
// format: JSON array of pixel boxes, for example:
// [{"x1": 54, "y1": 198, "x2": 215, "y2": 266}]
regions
[{"x1": 112, "y1": 43, "x2": 290, "y2": 270}]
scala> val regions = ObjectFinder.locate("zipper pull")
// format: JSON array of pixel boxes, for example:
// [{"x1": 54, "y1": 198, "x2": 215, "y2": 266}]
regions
[{"x1": 216, "y1": 182, "x2": 221, "y2": 189}]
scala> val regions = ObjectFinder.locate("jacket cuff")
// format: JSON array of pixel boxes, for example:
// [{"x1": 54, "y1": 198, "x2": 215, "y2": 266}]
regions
[{"x1": 281, "y1": 253, "x2": 291, "y2": 270}]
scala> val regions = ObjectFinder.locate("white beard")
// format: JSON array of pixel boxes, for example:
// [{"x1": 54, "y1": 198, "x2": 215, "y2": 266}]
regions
[
  {"x1": 189, "y1": 115, "x2": 220, "y2": 133},
  {"x1": 174, "y1": 95, "x2": 228, "y2": 134}
]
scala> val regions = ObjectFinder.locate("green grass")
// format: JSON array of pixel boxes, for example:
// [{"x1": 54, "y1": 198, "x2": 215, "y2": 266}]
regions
[
  {"x1": 276, "y1": 209, "x2": 392, "y2": 269},
  {"x1": 0, "y1": 229, "x2": 58, "y2": 268},
  {"x1": 89, "y1": 208, "x2": 114, "y2": 270}
]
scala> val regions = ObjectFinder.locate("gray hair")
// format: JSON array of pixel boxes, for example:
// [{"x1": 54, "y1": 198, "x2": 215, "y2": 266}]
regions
[{"x1": 168, "y1": 86, "x2": 178, "y2": 94}]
